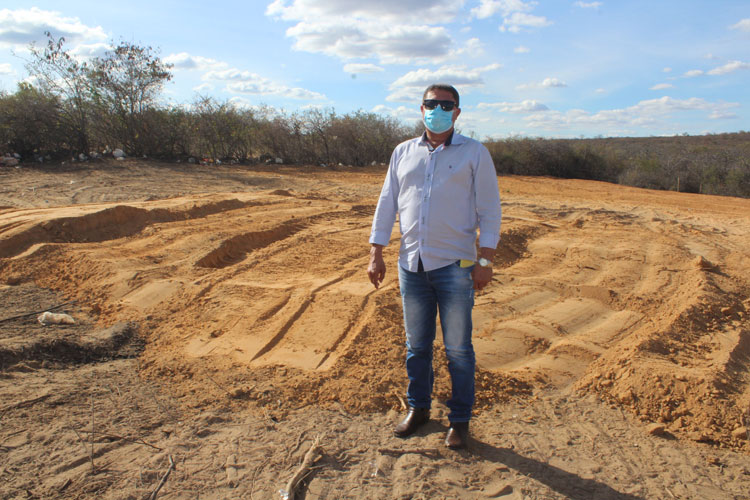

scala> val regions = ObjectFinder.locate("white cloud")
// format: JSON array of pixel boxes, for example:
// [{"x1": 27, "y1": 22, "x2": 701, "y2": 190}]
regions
[
  {"x1": 650, "y1": 83, "x2": 673, "y2": 90},
  {"x1": 541, "y1": 77, "x2": 566, "y2": 87},
  {"x1": 267, "y1": 0, "x2": 466, "y2": 65},
  {"x1": 709, "y1": 110, "x2": 738, "y2": 120},
  {"x1": 164, "y1": 53, "x2": 325, "y2": 101},
  {"x1": 373, "y1": 103, "x2": 422, "y2": 123},
  {"x1": 514, "y1": 45, "x2": 530, "y2": 53},
  {"x1": 663, "y1": 67, "x2": 672, "y2": 73},
  {"x1": 284, "y1": 21, "x2": 455, "y2": 64},
  {"x1": 501, "y1": 12, "x2": 552, "y2": 33},
  {"x1": 343, "y1": 63, "x2": 384, "y2": 74},
  {"x1": 0, "y1": 7, "x2": 106, "y2": 48},
  {"x1": 229, "y1": 81, "x2": 325, "y2": 100},
  {"x1": 729, "y1": 18, "x2": 750, "y2": 32},
  {"x1": 517, "y1": 76, "x2": 567, "y2": 90},
  {"x1": 226, "y1": 97, "x2": 285, "y2": 115},
  {"x1": 470, "y1": 1, "x2": 552, "y2": 34},
  {"x1": 707, "y1": 60, "x2": 750, "y2": 75},
  {"x1": 523, "y1": 96, "x2": 740, "y2": 130},
  {"x1": 164, "y1": 52, "x2": 228, "y2": 71},
  {"x1": 267, "y1": 0, "x2": 462, "y2": 24},
  {"x1": 193, "y1": 83, "x2": 215, "y2": 93},
  {"x1": 202, "y1": 67, "x2": 325, "y2": 100},
  {"x1": 0, "y1": 62, "x2": 15, "y2": 75},
  {"x1": 477, "y1": 100, "x2": 549, "y2": 113},
  {"x1": 675, "y1": 61, "x2": 750, "y2": 79},
  {"x1": 387, "y1": 64, "x2": 501, "y2": 101},
  {"x1": 455, "y1": 37, "x2": 484, "y2": 57},
  {"x1": 574, "y1": 2, "x2": 602, "y2": 8},
  {"x1": 595, "y1": 88, "x2": 606, "y2": 93},
  {"x1": 471, "y1": 0, "x2": 534, "y2": 19},
  {"x1": 69, "y1": 42, "x2": 110, "y2": 59},
  {"x1": 227, "y1": 96, "x2": 256, "y2": 110},
  {"x1": 384, "y1": 87, "x2": 424, "y2": 103}
]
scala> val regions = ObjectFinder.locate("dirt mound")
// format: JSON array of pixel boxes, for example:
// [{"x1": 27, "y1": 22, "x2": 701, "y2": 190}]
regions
[
  {"x1": 195, "y1": 220, "x2": 307, "y2": 269},
  {"x1": 1, "y1": 162, "x2": 749, "y2": 452},
  {"x1": 578, "y1": 263, "x2": 750, "y2": 447},
  {"x1": 0, "y1": 198, "x2": 265, "y2": 259}
]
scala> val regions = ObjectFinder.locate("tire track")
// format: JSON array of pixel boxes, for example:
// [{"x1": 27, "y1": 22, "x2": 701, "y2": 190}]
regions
[{"x1": 249, "y1": 268, "x2": 360, "y2": 363}]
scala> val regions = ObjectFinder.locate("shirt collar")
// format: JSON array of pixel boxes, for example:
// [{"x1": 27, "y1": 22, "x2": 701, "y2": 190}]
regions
[{"x1": 420, "y1": 130, "x2": 459, "y2": 149}]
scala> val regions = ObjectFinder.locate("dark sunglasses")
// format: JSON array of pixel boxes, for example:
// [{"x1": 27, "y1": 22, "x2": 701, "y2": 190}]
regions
[{"x1": 423, "y1": 99, "x2": 456, "y2": 111}]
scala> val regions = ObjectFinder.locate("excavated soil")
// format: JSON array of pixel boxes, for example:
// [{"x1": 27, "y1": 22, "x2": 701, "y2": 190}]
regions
[{"x1": 1, "y1": 159, "x2": 749, "y2": 499}]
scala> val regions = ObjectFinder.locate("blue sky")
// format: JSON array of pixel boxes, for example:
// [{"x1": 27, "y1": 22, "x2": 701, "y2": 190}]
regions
[{"x1": 1, "y1": 1, "x2": 748, "y2": 139}]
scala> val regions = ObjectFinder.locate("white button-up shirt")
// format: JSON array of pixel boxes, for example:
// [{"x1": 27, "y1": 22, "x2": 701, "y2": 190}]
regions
[{"x1": 370, "y1": 132, "x2": 502, "y2": 272}]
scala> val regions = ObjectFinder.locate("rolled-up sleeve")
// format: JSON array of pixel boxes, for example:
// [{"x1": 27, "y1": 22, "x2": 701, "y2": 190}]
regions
[
  {"x1": 369, "y1": 151, "x2": 400, "y2": 246},
  {"x1": 474, "y1": 145, "x2": 502, "y2": 249}
]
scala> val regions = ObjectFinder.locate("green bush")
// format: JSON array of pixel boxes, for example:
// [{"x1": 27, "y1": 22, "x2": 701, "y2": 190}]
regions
[{"x1": 0, "y1": 83, "x2": 65, "y2": 158}]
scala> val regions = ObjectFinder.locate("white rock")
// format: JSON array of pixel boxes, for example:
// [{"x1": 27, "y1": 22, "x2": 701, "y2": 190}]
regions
[
  {"x1": 113, "y1": 148, "x2": 126, "y2": 158},
  {"x1": 275, "y1": 157, "x2": 283, "y2": 164},
  {"x1": 38, "y1": 312, "x2": 76, "y2": 325}
]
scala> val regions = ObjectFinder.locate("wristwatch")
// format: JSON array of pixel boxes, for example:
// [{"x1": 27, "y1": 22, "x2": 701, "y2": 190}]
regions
[{"x1": 478, "y1": 258, "x2": 492, "y2": 268}]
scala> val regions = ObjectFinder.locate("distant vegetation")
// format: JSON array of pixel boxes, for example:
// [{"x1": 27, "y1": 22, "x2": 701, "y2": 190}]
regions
[
  {"x1": 484, "y1": 133, "x2": 750, "y2": 198},
  {"x1": 1, "y1": 34, "x2": 748, "y2": 198}
]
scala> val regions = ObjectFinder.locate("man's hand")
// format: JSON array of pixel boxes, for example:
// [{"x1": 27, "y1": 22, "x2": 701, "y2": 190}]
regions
[
  {"x1": 472, "y1": 247, "x2": 495, "y2": 290},
  {"x1": 471, "y1": 265, "x2": 492, "y2": 290},
  {"x1": 367, "y1": 244, "x2": 386, "y2": 289}
]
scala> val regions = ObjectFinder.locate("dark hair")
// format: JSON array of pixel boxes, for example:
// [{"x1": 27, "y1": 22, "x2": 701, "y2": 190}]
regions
[{"x1": 422, "y1": 84, "x2": 460, "y2": 107}]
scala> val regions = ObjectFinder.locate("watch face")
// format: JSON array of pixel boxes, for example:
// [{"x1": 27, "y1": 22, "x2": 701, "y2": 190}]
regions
[{"x1": 479, "y1": 258, "x2": 491, "y2": 267}]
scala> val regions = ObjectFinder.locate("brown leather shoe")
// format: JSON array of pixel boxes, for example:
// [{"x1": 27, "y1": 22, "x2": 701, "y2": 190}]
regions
[
  {"x1": 393, "y1": 407, "x2": 430, "y2": 437},
  {"x1": 445, "y1": 421, "x2": 469, "y2": 449}
]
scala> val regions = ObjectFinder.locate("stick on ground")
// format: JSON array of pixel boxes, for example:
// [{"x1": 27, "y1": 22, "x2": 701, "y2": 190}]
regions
[
  {"x1": 378, "y1": 447, "x2": 441, "y2": 458},
  {"x1": 283, "y1": 435, "x2": 321, "y2": 500},
  {"x1": 68, "y1": 426, "x2": 95, "y2": 472},
  {"x1": 149, "y1": 454, "x2": 175, "y2": 500},
  {"x1": 395, "y1": 393, "x2": 407, "y2": 411},
  {"x1": 0, "y1": 393, "x2": 52, "y2": 417}
]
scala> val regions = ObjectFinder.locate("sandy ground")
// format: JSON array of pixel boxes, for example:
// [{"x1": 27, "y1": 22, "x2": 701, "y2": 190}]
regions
[{"x1": 1, "y1": 159, "x2": 749, "y2": 499}]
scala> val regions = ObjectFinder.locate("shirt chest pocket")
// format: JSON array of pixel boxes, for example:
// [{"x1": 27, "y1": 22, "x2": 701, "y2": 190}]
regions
[{"x1": 433, "y1": 160, "x2": 473, "y2": 191}]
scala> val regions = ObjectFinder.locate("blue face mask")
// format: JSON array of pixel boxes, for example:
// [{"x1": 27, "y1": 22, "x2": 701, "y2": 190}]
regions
[{"x1": 423, "y1": 107, "x2": 454, "y2": 134}]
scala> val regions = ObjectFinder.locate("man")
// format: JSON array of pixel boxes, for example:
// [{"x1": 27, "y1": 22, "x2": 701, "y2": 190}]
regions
[{"x1": 367, "y1": 83, "x2": 501, "y2": 449}]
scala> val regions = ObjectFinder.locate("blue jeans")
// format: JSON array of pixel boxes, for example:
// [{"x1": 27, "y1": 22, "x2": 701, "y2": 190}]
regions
[{"x1": 398, "y1": 261, "x2": 475, "y2": 422}]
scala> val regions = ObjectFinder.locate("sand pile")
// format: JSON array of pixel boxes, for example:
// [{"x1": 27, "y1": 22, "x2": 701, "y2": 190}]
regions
[{"x1": 1, "y1": 162, "x2": 748, "y2": 452}]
